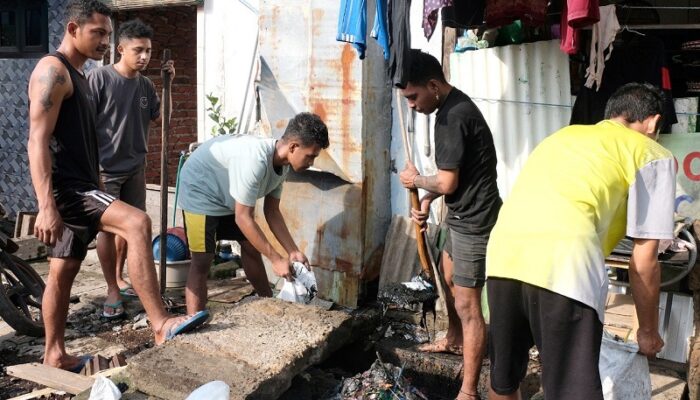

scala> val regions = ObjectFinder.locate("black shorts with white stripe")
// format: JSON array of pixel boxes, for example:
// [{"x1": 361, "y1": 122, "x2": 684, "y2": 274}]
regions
[{"x1": 51, "y1": 188, "x2": 116, "y2": 260}]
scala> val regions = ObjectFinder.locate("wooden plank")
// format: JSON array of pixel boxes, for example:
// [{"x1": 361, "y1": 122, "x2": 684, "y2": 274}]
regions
[
  {"x1": 6, "y1": 363, "x2": 95, "y2": 395},
  {"x1": 8, "y1": 387, "x2": 63, "y2": 400},
  {"x1": 12, "y1": 236, "x2": 48, "y2": 261}
]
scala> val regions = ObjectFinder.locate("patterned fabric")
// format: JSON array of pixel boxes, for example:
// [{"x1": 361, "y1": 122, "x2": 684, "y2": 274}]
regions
[{"x1": 423, "y1": 0, "x2": 452, "y2": 40}]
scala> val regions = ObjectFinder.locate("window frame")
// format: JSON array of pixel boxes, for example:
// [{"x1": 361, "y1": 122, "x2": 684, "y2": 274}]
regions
[{"x1": 0, "y1": 0, "x2": 48, "y2": 59}]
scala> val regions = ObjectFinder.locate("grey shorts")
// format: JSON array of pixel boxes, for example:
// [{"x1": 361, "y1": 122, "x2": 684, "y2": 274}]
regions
[
  {"x1": 102, "y1": 168, "x2": 146, "y2": 211},
  {"x1": 445, "y1": 228, "x2": 489, "y2": 288}
]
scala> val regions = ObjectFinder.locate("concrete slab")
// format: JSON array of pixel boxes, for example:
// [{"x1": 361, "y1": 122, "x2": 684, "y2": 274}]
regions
[
  {"x1": 650, "y1": 365, "x2": 687, "y2": 399},
  {"x1": 127, "y1": 298, "x2": 363, "y2": 399}
]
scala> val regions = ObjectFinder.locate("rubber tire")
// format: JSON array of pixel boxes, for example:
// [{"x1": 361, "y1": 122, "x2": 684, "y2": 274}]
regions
[{"x1": 0, "y1": 252, "x2": 45, "y2": 337}]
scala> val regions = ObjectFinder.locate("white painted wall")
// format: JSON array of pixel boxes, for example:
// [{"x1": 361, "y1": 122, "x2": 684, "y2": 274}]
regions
[{"x1": 197, "y1": 0, "x2": 259, "y2": 142}]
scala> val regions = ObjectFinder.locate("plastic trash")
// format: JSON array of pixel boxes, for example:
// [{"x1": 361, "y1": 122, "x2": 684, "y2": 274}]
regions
[
  {"x1": 599, "y1": 330, "x2": 652, "y2": 400},
  {"x1": 88, "y1": 376, "x2": 121, "y2": 400},
  {"x1": 276, "y1": 262, "x2": 317, "y2": 304},
  {"x1": 185, "y1": 380, "x2": 230, "y2": 400}
]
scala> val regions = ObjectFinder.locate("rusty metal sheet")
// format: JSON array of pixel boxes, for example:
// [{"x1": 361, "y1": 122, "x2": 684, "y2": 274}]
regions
[
  {"x1": 378, "y1": 215, "x2": 421, "y2": 289},
  {"x1": 257, "y1": 0, "x2": 392, "y2": 307},
  {"x1": 259, "y1": 1, "x2": 363, "y2": 184}
]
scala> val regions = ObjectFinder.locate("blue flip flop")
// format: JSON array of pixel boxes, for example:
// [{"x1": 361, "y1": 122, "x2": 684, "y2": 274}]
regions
[
  {"x1": 102, "y1": 300, "x2": 126, "y2": 320},
  {"x1": 165, "y1": 310, "x2": 210, "y2": 341},
  {"x1": 68, "y1": 354, "x2": 93, "y2": 374}
]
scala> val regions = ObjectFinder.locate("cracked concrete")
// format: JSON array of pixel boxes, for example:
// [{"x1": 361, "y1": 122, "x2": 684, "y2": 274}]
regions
[{"x1": 127, "y1": 298, "x2": 362, "y2": 399}]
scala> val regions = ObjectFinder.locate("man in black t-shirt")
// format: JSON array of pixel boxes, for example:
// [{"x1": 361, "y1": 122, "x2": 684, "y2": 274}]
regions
[{"x1": 398, "y1": 50, "x2": 502, "y2": 400}]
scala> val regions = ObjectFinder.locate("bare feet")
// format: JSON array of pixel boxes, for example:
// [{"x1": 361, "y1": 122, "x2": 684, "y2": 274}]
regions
[
  {"x1": 456, "y1": 389, "x2": 481, "y2": 400},
  {"x1": 153, "y1": 315, "x2": 189, "y2": 345},
  {"x1": 418, "y1": 337, "x2": 463, "y2": 355}
]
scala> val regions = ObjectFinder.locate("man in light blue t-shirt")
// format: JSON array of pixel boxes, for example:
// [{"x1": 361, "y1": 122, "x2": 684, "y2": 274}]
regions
[{"x1": 178, "y1": 112, "x2": 329, "y2": 314}]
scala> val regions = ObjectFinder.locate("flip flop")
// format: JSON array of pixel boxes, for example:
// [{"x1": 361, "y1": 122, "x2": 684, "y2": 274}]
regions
[
  {"x1": 102, "y1": 300, "x2": 126, "y2": 320},
  {"x1": 119, "y1": 284, "x2": 138, "y2": 298},
  {"x1": 68, "y1": 354, "x2": 93, "y2": 374},
  {"x1": 165, "y1": 310, "x2": 210, "y2": 341}
]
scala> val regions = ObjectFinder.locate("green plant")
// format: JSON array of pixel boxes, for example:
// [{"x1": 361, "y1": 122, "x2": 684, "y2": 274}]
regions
[{"x1": 206, "y1": 93, "x2": 238, "y2": 136}]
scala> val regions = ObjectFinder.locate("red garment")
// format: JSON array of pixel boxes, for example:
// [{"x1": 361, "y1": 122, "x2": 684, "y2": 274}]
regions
[
  {"x1": 485, "y1": 0, "x2": 548, "y2": 28},
  {"x1": 559, "y1": 0, "x2": 599, "y2": 54}
]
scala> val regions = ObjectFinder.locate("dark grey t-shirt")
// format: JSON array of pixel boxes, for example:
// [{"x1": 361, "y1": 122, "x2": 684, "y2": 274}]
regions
[
  {"x1": 434, "y1": 88, "x2": 502, "y2": 235},
  {"x1": 88, "y1": 65, "x2": 160, "y2": 175}
]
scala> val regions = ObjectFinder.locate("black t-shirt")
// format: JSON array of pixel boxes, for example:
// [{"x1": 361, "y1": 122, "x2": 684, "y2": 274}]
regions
[
  {"x1": 434, "y1": 88, "x2": 502, "y2": 235},
  {"x1": 570, "y1": 32, "x2": 677, "y2": 133}
]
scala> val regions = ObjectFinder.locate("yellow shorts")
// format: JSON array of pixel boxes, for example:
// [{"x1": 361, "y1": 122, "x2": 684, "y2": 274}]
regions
[{"x1": 182, "y1": 211, "x2": 245, "y2": 253}]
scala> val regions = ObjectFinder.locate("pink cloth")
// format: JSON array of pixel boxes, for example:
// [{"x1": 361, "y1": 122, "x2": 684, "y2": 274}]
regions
[
  {"x1": 423, "y1": 0, "x2": 453, "y2": 39},
  {"x1": 560, "y1": 0, "x2": 600, "y2": 55}
]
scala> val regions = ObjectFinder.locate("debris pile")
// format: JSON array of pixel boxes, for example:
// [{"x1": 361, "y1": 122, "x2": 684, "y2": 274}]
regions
[{"x1": 334, "y1": 356, "x2": 428, "y2": 400}]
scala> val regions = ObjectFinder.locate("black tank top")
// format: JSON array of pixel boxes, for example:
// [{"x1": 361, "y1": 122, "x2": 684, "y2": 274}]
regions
[{"x1": 45, "y1": 52, "x2": 100, "y2": 191}]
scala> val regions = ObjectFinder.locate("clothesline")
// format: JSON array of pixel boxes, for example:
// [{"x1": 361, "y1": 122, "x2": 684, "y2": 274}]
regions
[
  {"x1": 470, "y1": 97, "x2": 700, "y2": 116},
  {"x1": 616, "y1": 5, "x2": 700, "y2": 10}
]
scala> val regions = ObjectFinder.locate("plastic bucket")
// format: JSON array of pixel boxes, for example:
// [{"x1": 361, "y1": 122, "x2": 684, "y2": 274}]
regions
[
  {"x1": 152, "y1": 233, "x2": 188, "y2": 262},
  {"x1": 154, "y1": 259, "x2": 190, "y2": 288}
]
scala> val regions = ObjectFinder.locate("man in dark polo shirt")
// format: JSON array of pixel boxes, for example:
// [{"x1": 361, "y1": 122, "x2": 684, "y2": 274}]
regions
[
  {"x1": 398, "y1": 49, "x2": 502, "y2": 400},
  {"x1": 27, "y1": 0, "x2": 205, "y2": 373}
]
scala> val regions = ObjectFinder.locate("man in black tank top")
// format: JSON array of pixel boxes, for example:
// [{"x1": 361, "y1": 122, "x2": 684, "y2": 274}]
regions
[{"x1": 27, "y1": 0, "x2": 207, "y2": 373}]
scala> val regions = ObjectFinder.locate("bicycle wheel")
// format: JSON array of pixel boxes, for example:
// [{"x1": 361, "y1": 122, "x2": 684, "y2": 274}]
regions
[{"x1": 0, "y1": 251, "x2": 45, "y2": 337}]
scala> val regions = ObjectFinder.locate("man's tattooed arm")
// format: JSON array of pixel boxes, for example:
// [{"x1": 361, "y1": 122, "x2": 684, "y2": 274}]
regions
[{"x1": 38, "y1": 65, "x2": 66, "y2": 112}]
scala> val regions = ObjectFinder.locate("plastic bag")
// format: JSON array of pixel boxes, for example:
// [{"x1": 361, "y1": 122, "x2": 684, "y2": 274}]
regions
[
  {"x1": 276, "y1": 262, "x2": 317, "y2": 304},
  {"x1": 88, "y1": 376, "x2": 121, "y2": 400},
  {"x1": 185, "y1": 380, "x2": 230, "y2": 400},
  {"x1": 599, "y1": 330, "x2": 652, "y2": 400}
]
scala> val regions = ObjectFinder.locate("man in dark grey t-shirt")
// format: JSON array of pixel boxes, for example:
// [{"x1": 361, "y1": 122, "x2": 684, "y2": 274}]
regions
[
  {"x1": 398, "y1": 50, "x2": 502, "y2": 400},
  {"x1": 88, "y1": 18, "x2": 173, "y2": 319}
]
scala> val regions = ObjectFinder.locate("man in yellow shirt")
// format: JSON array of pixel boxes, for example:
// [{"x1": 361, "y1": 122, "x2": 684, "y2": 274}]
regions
[{"x1": 486, "y1": 83, "x2": 674, "y2": 400}]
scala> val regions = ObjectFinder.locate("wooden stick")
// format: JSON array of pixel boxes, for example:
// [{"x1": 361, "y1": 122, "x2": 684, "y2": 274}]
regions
[
  {"x1": 395, "y1": 90, "x2": 432, "y2": 280},
  {"x1": 159, "y1": 49, "x2": 172, "y2": 294}
]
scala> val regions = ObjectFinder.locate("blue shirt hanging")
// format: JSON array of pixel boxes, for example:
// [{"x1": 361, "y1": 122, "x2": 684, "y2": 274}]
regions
[
  {"x1": 371, "y1": 0, "x2": 390, "y2": 60},
  {"x1": 337, "y1": 0, "x2": 367, "y2": 59}
]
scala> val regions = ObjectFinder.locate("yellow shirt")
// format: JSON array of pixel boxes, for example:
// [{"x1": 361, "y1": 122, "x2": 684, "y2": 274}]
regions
[{"x1": 486, "y1": 120, "x2": 675, "y2": 321}]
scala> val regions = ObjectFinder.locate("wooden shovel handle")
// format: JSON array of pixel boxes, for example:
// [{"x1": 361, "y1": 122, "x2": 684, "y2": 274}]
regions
[{"x1": 410, "y1": 188, "x2": 433, "y2": 279}]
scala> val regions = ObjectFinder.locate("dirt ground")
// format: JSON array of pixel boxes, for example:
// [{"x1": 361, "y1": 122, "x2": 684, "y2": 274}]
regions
[{"x1": 0, "y1": 252, "x2": 691, "y2": 399}]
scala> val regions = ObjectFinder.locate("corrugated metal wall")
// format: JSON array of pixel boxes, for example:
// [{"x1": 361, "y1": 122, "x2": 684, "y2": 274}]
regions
[{"x1": 450, "y1": 39, "x2": 572, "y2": 199}]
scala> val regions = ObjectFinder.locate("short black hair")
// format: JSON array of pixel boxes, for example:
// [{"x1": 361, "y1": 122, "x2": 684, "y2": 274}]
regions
[
  {"x1": 282, "y1": 112, "x2": 329, "y2": 149},
  {"x1": 396, "y1": 49, "x2": 447, "y2": 89},
  {"x1": 65, "y1": 0, "x2": 111, "y2": 26},
  {"x1": 604, "y1": 82, "x2": 665, "y2": 125},
  {"x1": 118, "y1": 19, "x2": 153, "y2": 43}
]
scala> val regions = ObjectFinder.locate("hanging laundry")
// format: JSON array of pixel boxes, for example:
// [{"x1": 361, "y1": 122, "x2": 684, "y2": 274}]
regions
[
  {"x1": 423, "y1": 0, "x2": 453, "y2": 40},
  {"x1": 571, "y1": 32, "x2": 677, "y2": 133},
  {"x1": 389, "y1": 0, "x2": 412, "y2": 87},
  {"x1": 441, "y1": 0, "x2": 485, "y2": 30},
  {"x1": 337, "y1": 0, "x2": 368, "y2": 59},
  {"x1": 584, "y1": 5, "x2": 620, "y2": 90},
  {"x1": 560, "y1": 0, "x2": 600, "y2": 55},
  {"x1": 371, "y1": 0, "x2": 390, "y2": 60},
  {"x1": 485, "y1": 0, "x2": 548, "y2": 28}
]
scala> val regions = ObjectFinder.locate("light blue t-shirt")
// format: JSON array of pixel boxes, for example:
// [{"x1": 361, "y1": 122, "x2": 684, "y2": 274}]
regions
[{"x1": 178, "y1": 134, "x2": 289, "y2": 215}]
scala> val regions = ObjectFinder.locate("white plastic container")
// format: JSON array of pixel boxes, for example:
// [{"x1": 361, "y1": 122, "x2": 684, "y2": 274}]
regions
[{"x1": 154, "y1": 259, "x2": 191, "y2": 288}]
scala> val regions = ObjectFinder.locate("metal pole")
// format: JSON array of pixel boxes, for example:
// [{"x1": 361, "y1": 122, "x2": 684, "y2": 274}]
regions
[{"x1": 159, "y1": 49, "x2": 172, "y2": 294}]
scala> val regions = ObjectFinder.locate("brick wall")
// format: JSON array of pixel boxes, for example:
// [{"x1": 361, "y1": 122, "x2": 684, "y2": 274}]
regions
[{"x1": 113, "y1": 6, "x2": 198, "y2": 186}]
